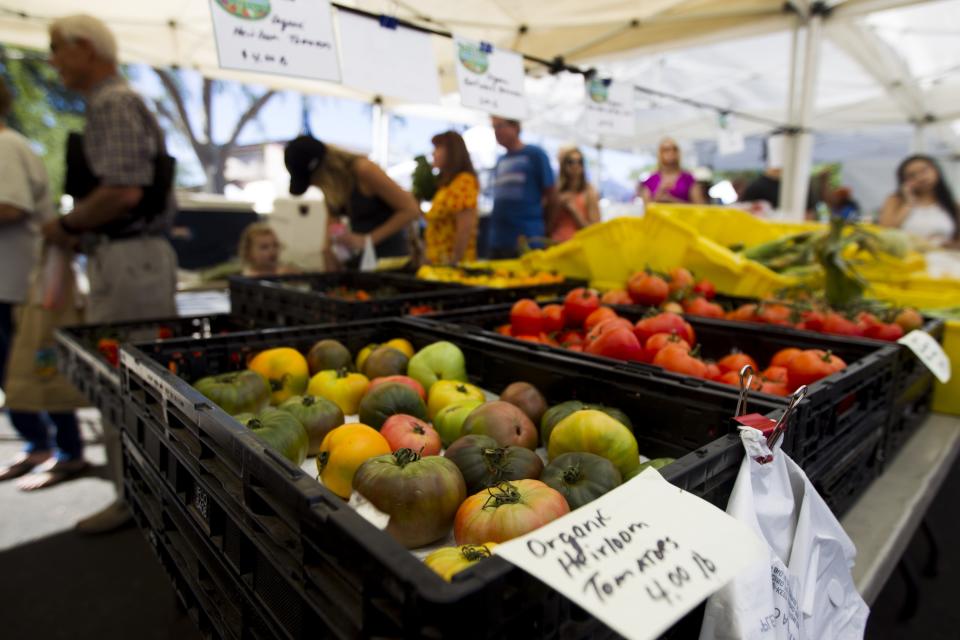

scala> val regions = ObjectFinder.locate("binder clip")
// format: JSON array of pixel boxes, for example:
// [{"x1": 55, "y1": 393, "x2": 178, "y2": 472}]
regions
[
  {"x1": 731, "y1": 365, "x2": 807, "y2": 464},
  {"x1": 479, "y1": 41, "x2": 493, "y2": 54}
]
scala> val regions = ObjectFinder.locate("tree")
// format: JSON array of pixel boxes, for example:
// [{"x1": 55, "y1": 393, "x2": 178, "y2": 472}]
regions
[
  {"x1": 0, "y1": 45, "x2": 85, "y2": 203},
  {"x1": 152, "y1": 68, "x2": 276, "y2": 193}
]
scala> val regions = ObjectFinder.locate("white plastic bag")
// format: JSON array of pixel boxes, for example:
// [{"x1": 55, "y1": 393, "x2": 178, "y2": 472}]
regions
[
  {"x1": 359, "y1": 234, "x2": 377, "y2": 272},
  {"x1": 699, "y1": 428, "x2": 869, "y2": 640}
]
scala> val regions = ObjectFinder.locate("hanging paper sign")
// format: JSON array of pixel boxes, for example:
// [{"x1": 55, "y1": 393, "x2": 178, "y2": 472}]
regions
[
  {"x1": 337, "y1": 11, "x2": 441, "y2": 104},
  {"x1": 209, "y1": 0, "x2": 340, "y2": 82},
  {"x1": 494, "y1": 468, "x2": 765, "y2": 640},
  {"x1": 717, "y1": 128, "x2": 746, "y2": 156},
  {"x1": 453, "y1": 37, "x2": 527, "y2": 120},
  {"x1": 584, "y1": 79, "x2": 636, "y2": 136},
  {"x1": 899, "y1": 330, "x2": 951, "y2": 383}
]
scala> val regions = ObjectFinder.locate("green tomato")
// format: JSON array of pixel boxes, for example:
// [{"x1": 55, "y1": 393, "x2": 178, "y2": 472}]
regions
[
  {"x1": 434, "y1": 399, "x2": 484, "y2": 447},
  {"x1": 547, "y1": 410, "x2": 640, "y2": 478},
  {"x1": 194, "y1": 370, "x2": 270, "y2": 415},
  {"x1": 540, "y1": 452, "x2": 622, "y2": 510}
]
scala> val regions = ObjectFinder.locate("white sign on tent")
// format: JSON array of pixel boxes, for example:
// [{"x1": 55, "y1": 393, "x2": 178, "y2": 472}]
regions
[
  {"x1": 337, "y1": 12, "x2": 441, "y2": 104},
  {"x1": 453, "y1": 37, "x2": 527, "y2": 120},
  {"x1": 208, "y1": 0, "x2": 340, "y2": 82},
  {"x1": 583, "y1": 79, "x2": 636, "y2": 136}
]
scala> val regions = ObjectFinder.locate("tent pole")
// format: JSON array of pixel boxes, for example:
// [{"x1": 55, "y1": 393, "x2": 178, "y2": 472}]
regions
[
  {"x1": 786, "y1": 12, "x2": 824, "y2": 221},
  {"x1": 781, "y1": 17, "x2": 803, "y2": 214},
  {"x1": 912, "y1": 123, "x2": 926, "y2": 153},
  {"x1": 370, "y1": 96, "x2": 389, "y2": 167}
]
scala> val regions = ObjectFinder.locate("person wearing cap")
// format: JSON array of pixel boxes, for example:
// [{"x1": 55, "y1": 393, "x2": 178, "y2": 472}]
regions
[
  {"x1": 285, "y1": 135, "x2": 420, "y2": 267},
  {"x1": 41, "y1": 14, "x2": 178, "y2": 534}
]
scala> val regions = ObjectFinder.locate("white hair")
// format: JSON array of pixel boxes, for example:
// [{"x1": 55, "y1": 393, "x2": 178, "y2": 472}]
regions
[{"x1": 49, "y1": 14, "x2": 118, "y2": 64}]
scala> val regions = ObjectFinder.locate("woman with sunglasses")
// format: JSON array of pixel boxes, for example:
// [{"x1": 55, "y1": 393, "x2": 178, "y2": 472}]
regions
[
  {"x1": 551, "y1": 147, "x2": 600, "y2": 243},
  {"x1": 638, "y1": 137, "x2": 705, "y2": 205}
]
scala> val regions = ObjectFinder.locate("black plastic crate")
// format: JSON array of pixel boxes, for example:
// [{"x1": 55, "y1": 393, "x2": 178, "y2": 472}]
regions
[
  {"x1": 124, "y1": 434, "x2": 277, "y2": 640},
  {"x1": 120, "y1": 317, "x2": 781, "y2": 639},
  {"x1": 804, "y1": 410, "x2": 887, "y2": 517},
  {"x1": 55, "y1": 314, "x2": 257, "y2": 425},
  {"x1": 419, "y1": 302, "x2": 900, "y2": 470}
]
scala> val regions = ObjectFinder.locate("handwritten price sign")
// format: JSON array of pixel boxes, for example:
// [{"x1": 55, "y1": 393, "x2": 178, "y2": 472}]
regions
[
  {"x1": 899, "y1": 329, "x2": 951, "y2": 383},
  {"x1": 495, "y1": 469, "x2": 765, "y2": 640}
]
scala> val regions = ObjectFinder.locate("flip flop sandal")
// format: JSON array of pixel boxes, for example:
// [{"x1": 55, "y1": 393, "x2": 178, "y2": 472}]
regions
[
  {"x1": 17, "y1": 460, "x2": 90, "y2": 491},
  {"x1": 0, "y1": 457, "x2": 44, "y2": 482}
]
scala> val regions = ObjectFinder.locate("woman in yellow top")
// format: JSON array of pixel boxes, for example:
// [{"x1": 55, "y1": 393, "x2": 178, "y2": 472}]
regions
[{"x1": 425, "y1": 131, "x2": 478, "y2": 265}]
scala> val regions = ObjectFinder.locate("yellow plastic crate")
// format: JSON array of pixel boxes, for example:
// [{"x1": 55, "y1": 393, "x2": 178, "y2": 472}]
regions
[
  {"x1": 933, "y1": 320, "x2": 960, "y2": 415},
  {"x1": 518, "y1": 241, "x2": 592, "y2": 281}
]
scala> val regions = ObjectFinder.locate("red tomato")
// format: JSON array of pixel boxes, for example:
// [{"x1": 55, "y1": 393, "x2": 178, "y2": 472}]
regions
[
  {"x1": 380, "y1": 415, "x2": 441, "y2": 456},
  {"x1": 586, "y1": 317, "x2": 634, "y2": 344},
  {"x1": 683, "y1": 296, "x2": 725, "y2": 318},
  {"x1": 692, "y1": 279, "x2": 716, "y2": 300},
  {"x1": 857, "y1": 311, "x2": 881, "y2": 328},
  {"x1": 757, "y1": 303, "x2": 793, "y2": 325},
  {"x1": 541, "y1": 304, "x2": 566, "y2": 334},
  {"x1": 566, "y1": 344, "x2": 584, "y2": 352},
  {"x1": 585, "y1": 326, "x2": 644, "y2": 361},
  {"x1": 510, "y1": 299, "x2": 543, "y2": 336},
  {"x1": 717, "y1": 352, "x2": 759, "y2": 374},
  {"x1": 786, "y1": 350, "x2": 847, "y2": 390},
  {"x1": 704, "y1": 362, "x2": 723, "y2": 381},
  {"x1": 627, "y1": 273, "x2": 669, "y2": 306},
  {"x1": 633, "y1": 312, "x2": 696, "y2": 345},
  {"x1": 668, "y1": 267, "x2": 695, "y2": 293},
  {"x1": 762, "y1": 366, "x2": 788, "y2": 384},
  {"x1": 556, "y1": 330, "x2": 584, "y2": 347},
  {"x1": 822, "y1": 312, "x2": 863, "y2": 337},
  {"x1": 717, "y1": 370, "x2": 762, "y2": 389},
  {"x1": 895, "y1": 308, "x2": 923, "y2": 332},
  {"x1": 584, "y1": 306, "x2": 618, "y2": 332},
  {"x1": 726, "y1": 304, "x2": 759, "y2": 322},
  {"x1": 495, "y1": 324, "x2": 513, "y2": 337},
  {"x1": 864, "y1": 322, "x2": 905, "y2": 341},
  {"x1": 653, "y1": 344, "x2": 708, "y2": 378},
  {"x1": 600, "y1": 289, "x2": 634, "y2": 305},
  {"x1": 540, "y1": 333, "x2": 560, "y2": 347},
  {"x1": 798, "y1": 310, "x2": 825, "y2": 332},
  {"x1": 770, "y1": 347, "x2": 802, "y2": 368},
  {"x1": 760, "y1": 381, "x2": 790, "y2": 396},
  {"x1": 97, "y1": 338, "x2": 120, "y2": 367},
  {"x1": 644, "y1": 332, "x2": 691, "y2": 354},
  {"x1": 563, "y1": 288, "x2": 601, "y2": 328}
]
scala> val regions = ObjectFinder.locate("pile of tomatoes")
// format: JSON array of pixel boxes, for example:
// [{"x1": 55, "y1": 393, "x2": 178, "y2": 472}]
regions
[
  {"x1": 599, "y1": 267, "x2": 923, "y2": 343},
  {"x1": 502, "y1": 289, "x2": 848, "y2": 396}
]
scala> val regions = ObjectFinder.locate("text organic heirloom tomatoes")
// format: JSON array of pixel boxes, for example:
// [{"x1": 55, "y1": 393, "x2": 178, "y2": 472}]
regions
[{"x1": 454, "y1": 480, "x2": 570, "y2": 545}]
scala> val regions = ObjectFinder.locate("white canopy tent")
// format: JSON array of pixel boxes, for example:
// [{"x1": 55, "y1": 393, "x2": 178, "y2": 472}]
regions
[{"x1": 0, "y1": 0, "x2": 956, "y2": 216}]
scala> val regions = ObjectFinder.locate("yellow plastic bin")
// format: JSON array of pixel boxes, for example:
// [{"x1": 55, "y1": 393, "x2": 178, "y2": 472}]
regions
[{"x1": 933, "y1": 320, "x2": 960, "y2": 415}]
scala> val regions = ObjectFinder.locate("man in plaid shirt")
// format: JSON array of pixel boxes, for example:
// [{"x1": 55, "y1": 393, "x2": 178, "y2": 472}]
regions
[{"x1": 43, "y1": 14, "x2": 178, "y2": 534}]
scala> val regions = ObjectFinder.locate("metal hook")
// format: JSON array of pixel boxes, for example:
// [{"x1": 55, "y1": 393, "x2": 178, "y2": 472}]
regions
[
  {"x1": 735, "y1": 364, "x2": 756, "y2": 417},
  {"x1": 766, "y1": 385, "x2": 807, "y2": 450}
]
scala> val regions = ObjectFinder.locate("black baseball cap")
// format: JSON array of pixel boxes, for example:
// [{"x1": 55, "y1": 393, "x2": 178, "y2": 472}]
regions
[{"x1": 285, "y1": 135, "x2": 327, "y2": 195}]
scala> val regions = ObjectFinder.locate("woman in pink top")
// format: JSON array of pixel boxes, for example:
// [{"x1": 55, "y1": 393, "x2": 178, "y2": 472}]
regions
[
  {"x1": 638, "y1": 137, "x2": 706, "y2": 205},
  {"x1": 551, "y1": 147, "x2": 600, "y2": 243}
]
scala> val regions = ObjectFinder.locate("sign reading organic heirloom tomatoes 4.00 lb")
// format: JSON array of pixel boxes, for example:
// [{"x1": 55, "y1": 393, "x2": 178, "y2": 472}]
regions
[
  {"x1": 583, "y1": 78, "x2": 635, "y2": 136},
  {"x1": 453, "y1": 37, "x2": 527, "y2": 120},
  {"x1": 209, "y1": 0, "x2": 340, "y2": 82},
  {"x1": 494, "y1": 468, "x2": 765, "y2": 640}
]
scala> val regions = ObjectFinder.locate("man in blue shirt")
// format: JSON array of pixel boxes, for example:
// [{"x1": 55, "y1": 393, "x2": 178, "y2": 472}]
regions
[{"x1": 489, "y1": 117, "x2": 557, "y2": 258}]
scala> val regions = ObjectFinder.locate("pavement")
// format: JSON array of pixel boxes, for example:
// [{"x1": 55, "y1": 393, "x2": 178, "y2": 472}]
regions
[{"x1": 0, "y1": 410, "x2": 200, "y2": 640}]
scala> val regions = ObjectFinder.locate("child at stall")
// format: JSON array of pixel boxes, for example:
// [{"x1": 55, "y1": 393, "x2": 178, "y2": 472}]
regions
[{"x1": 238, "y1": 222, "x2": 298, "y2": 276}]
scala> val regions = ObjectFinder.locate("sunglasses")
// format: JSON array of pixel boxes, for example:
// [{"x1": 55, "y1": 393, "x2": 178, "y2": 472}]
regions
[{"x1": 564, "y1": 157, "x2": 583, "y2": 166}]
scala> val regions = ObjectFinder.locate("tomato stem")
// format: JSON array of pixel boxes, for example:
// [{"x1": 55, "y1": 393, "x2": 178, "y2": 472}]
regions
[
  {"x1": 393, "y1": 448, "x2": 421, "y2": 468},
  {"x1": 302, "y1": 396, "x2": 316, "y2": 406},
  {"x1": 562, "y1": 463, "x2": 582, "y2": 484},
  {"x1": 482, "y1": 481, "x2": 521, "y2": 510},
  {"x1": 317, "y1": 451, "x2": 329, "y2": 473},
  {"x1": 460, "y1": 544, "x2": 493, "y2": 561}
]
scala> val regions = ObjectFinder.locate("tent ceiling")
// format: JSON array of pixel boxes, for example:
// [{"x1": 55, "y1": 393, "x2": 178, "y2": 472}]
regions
[{"x1": 0, "y1": 0, "x2": 953, "y2": 148}]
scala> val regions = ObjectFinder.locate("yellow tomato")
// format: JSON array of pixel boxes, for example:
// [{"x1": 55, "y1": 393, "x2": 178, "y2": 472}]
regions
[
  {"x1": 427, "y1": 380, "x2": 486, "y2": 420},
  {"x1": 424, "y1": 543, "x2": 498, "y2": 582},
  {"x1": 384, "y1": 338, "x2": 414, "y2": 359},
  {"x1": 307, "y1": 369, "x2": 370, "y2": 415},
  {"x1": 355, "y1": 343, "x2": 378, "y2": 372},
  {"x1": 317, "y1": 424, "x2": 391, "y2": 498},
  {"x1": 248, "y1": 347, "x2": 309, "y2": 405}
]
